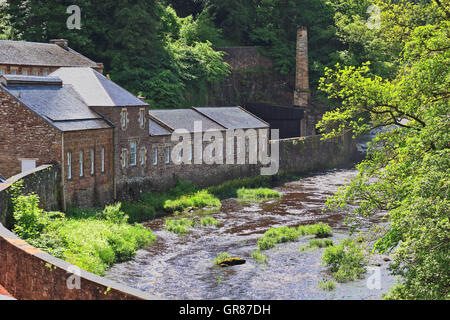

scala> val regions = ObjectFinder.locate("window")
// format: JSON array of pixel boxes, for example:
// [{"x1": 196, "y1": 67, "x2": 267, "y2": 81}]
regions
[
  {"x1": 33, "y1": 70, "x2": 39, "y2": 76},
  {"x1": 165, "y1": 147, "x2": 170, "y2": 164},
  {"x1": 0, "y1": 69, "x2": 5, "y2": 75},
  {"x1": 90, "y1": 149, "x2": 95, "y2": 175},
  {"x1": 79, "y1": 151, "x2": 84, "y2": 177},
  {"x1": 139, "y1": 108, "x2": 146, "y2": 129},
  {"x1": 188, "y1": 145, "x2": 193, "y2": 162},
  {"x1": 140, "y1": 147, "x2": 147, "y2": 166},
  {"x1": 121, "y1": 109, "x2": 128, "y2": 130},
  {"x1": 22, "y1": 70, "x2": 28, "y2": 76},
  {"x1": 153, "y1": 148, "x2": 158, "y2": 166},
  {"x1": 101, "y1": 148, "x2": 105, "y2": 173},
  {"x1": 67, "y1": 152, "x2": 72, "y2": 180},
  {"x1": 130, "y1": 141, "x2": 137, "y2": 166},
  {"x1": 121, "y1": 149, "x2": 128, "y2": 168},
  {"x1": 11, "y1": 69, "x2": 17, "y2": 75},
  {"x1": 43, "y1": 70, "x2": 48, "y2": 76}
]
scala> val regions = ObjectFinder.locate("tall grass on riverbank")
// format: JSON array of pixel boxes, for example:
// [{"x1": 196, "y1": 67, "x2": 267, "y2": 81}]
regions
[{"x1": 12, "y1": 194, "x2": 155, "y2": 276}]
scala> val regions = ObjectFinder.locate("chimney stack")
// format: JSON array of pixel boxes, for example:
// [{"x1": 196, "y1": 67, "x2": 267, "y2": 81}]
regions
[
  {"x1": 49, "y1": 39, "x2": 69, "y2": 50},
  {"x1": 294, "y1": 27, "x2": 310, "y2": 107}
]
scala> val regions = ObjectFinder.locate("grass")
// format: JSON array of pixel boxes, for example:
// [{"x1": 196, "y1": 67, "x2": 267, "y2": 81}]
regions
[
  {"x1": 13, "y1": 196, "x2": 155, "y2": 276},
  {"x1": 257, "y1": 223, "x2": 333, "y2": 251},
  {"x1": 318, "y1": 279, "x2": 337, "y2": 291},
  {"x1": 237, "y1": 188, "x2": 281, "y2": 201},
  {"x1": 299, "y1": 239, "x2": 334, "y2": 252},
  {"x1": 164, "y1": 218, "x2": 196, "y2": 234},
  {"x1": 251, "y1": 250, "x2": 268, "y2": 264},
  {"x1": 213, "y1": 252, "x2": 231, "y2": 265},
  {"x1": 164, "y1": 190, "x2": 221, "y2": 213},
  {"x1": 321, "y1": 238, "x2": 368, "y2": 283},
  {"x1": 200, "y1": 216, "x2": 220, "y2": 227}
]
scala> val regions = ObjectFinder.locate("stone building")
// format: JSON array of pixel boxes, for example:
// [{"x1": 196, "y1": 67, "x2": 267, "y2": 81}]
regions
[
  {"x1": 0, "y1": 74, "x2": 114, "y2": 208},
  {"x1": 0, "y1": 39, "x2": 104, "y2": 76}
]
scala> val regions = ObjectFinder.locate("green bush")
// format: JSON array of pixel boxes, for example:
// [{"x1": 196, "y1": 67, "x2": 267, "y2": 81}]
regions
[
  {"x1": 322, "y1": 239, "x2": 368, "y2": 283},
  {"x1": 97, "y1": 203, "x2": 129, "y2": 224},
  {"x1": 298, "y1": 222, "x2": 333, "y2": 238}
]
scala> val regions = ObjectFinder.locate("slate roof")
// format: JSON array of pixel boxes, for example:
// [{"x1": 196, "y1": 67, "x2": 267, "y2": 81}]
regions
[
  {"x1": 51, "y1": 68, "x2": 148, "y2": 107},
  {"x1": 0, "y1": 74, "x2": 63, "y2": 87},
  {"x1": 1, "y1": 76, "x2": 111, "y2": 132},
  {"x1": 149, "y1": 119, "x2": 172, "y2": 136},
  {"x1": 0, "y1": 40, "x2": 99, "y2": 68},
  {"x1": 193, "y1": 107, "x2": 269, "y2": 130},
  {"x1": 148, "y1": 109, "x2": 225, "y2": 134}
]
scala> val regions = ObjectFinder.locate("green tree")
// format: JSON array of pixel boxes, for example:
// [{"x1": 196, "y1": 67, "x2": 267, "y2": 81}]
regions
[{"x1": 318, "y1": 0, "x2": 449, "y2": 299}]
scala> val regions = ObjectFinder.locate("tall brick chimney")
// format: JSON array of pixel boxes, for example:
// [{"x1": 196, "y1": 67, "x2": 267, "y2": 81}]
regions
[{"x1": 294, "y1": 27, "x2": 310, "y2": 107}]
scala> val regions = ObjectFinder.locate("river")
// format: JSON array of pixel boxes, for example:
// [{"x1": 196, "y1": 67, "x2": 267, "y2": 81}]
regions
[{"x1": 105, "y1": 169, "x2": 397, "y2": 300}]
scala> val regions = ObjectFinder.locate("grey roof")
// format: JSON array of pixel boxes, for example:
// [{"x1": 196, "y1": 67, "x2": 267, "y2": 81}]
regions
[
  {"x1": 3, "y1": 83, "x2": 111, "y2": 132},
  {"x1": 193, "y1": 107, "x2": 269, "y2": 129},
  {"x1": 149, "y1": 119, "x2": 172, "y2": 136},
  {"x1": 0, "y1": 40, "x2": 99, "y2": 68},
  {"x1": 51, "y1": 68, "x2": 148, "y2": 107},
  {"x1": 148, "y1": 109, "x2": 225, "y2": 134}
]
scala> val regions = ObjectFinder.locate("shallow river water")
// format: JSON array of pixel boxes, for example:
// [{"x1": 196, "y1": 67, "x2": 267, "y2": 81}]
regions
[{"x1": 105, "y1": 169, "x2": 397, "y2": 300}]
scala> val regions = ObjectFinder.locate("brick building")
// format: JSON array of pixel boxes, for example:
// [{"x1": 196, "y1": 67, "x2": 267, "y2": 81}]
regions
[
  {"x1": 0, "y1": 75, "x2": 114, "y2": 208},
  {"x1": 0, "y1": 39, "x2": 104, "y2": 76}
]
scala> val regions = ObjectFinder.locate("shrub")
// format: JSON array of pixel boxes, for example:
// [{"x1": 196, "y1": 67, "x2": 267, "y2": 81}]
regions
[
  {"x1": 97, "y1": 203, "x2": 129, "y2": 224},
  {"x1": 298, "y1": 222, "x2": 333, "y2": 238},
  {"x1": 322, "y1": 239, "x2": 368, "y2": 283}
]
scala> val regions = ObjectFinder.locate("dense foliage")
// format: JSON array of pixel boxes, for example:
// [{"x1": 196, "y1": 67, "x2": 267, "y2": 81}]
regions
[
  {"x1": 319, "y1": 0, "x2": 449, "y2": 299},
  {"x1": 11, "y1": 190, "x2": 155, "y2": 276}
]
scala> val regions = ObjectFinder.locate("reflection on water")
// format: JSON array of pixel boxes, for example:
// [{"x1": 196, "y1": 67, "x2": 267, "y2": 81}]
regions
[{"x1": 105, "y1": 169, "x2": 396, "y2": 300}]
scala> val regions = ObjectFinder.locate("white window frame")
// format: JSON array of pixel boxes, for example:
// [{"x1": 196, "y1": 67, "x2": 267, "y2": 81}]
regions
[
  {"x1": 67, "y1": 152, "x2": 72, "y2": 180},
  {"x1": 139, "y1": 108, "x2": 146, "y2": 129},
  {"x1": 130, "y1": 141, "x2": 137, "y2": 166},
  {"x1": 121, "y1": 109, "x2": 128, "y2": 130},
  {"x1": 0, "y1": 69, "x2": 5, "y2": 75},
  {"x1": 153, "y1": 148, "x2": 158, "y2": 166},
  {"x1": 101, "y1": 147, "x2": 105, "y2": 173},
  {"x1": 140, "y1": 147, "x2": 146, "y2": 166},
  {"x1": 90, "y1": 149, "x2": 95, "y2": 175},
  {"x1": 121, "y1": 149, "x2": 128, "y2": 168},
  {"x1": 165, "y1": 147, "x2": 170, "y2": 164},
  {"x1": 79, "y1": 151, "x2": 84, "y2": 177}
]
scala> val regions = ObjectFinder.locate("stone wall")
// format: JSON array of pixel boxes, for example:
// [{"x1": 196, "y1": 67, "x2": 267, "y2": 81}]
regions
[
  {"x1": 203, "y1": 47, "x2": 294, "y2": 107},
  {"x1": 278, "y1": 133, "x2": 357, "y2": 175},
  {"x1": 0, "y1": 165, "x2": 62, "y2": 228},
  {"x1": 0, "y1": 87, "x2": 63, "y2": 178},
  {"x1": 0, "y1": 222, "x2": 158, "y2": 300}
]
